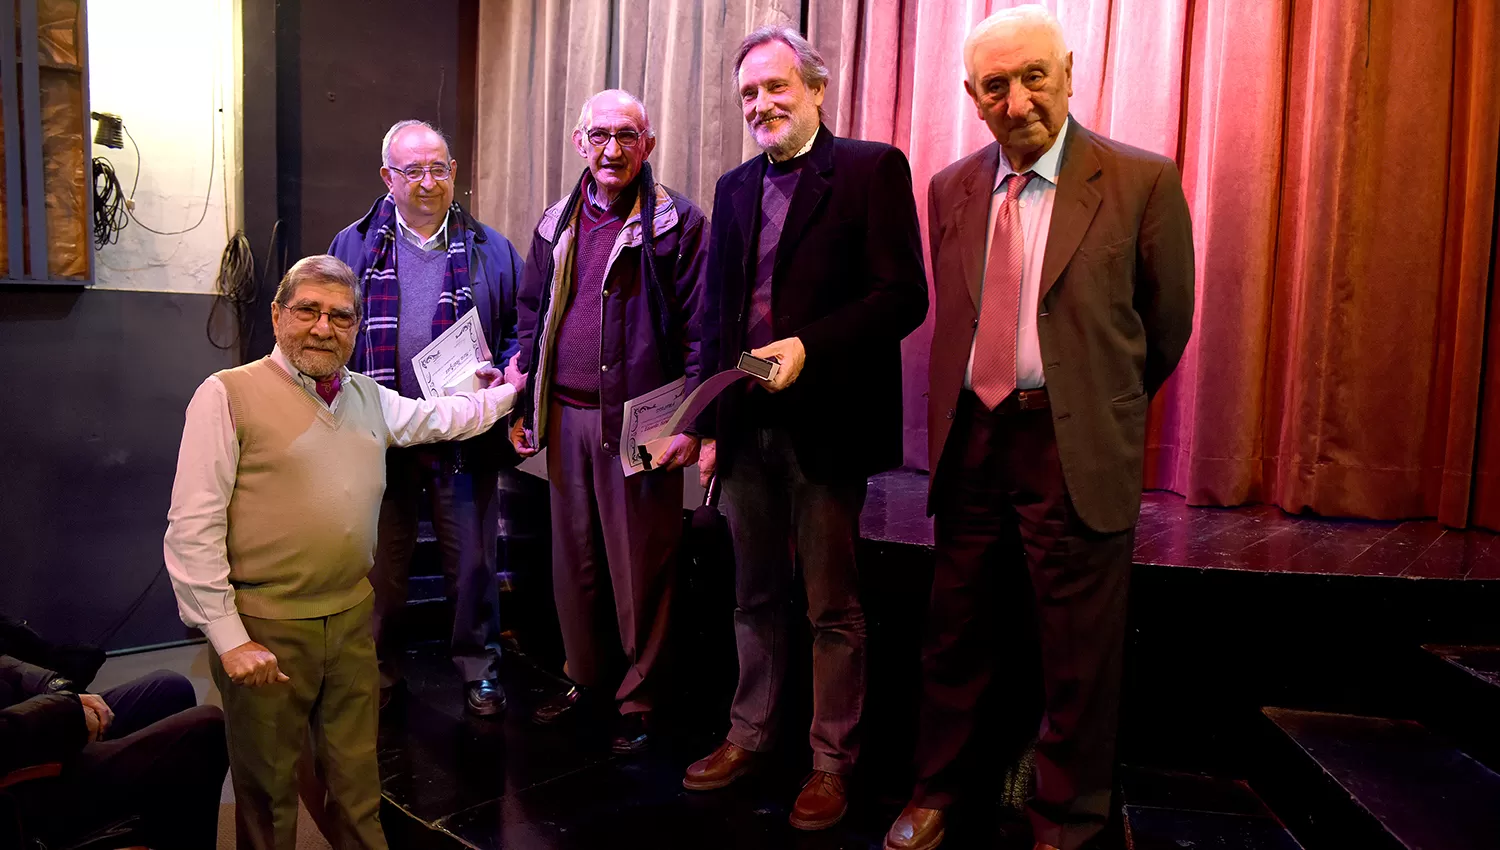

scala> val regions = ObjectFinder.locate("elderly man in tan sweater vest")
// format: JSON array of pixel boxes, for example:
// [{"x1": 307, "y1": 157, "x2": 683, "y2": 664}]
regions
[{"x1": 164, "y1": 255, "x2": 519, "y2": 850}]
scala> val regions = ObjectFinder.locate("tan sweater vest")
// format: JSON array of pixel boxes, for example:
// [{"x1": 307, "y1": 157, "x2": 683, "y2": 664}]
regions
[{"x1": 217, "y1": 358, "x2": 390, "y2": 620}]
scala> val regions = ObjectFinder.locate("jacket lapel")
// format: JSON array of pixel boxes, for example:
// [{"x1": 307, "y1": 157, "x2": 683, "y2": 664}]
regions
[
  {"x1": 951, "y1": 143, "x2": 1000, "y2": 310},
  {"x1": 1039, "y1": 122, "x2": 1102, "y2": 304},
  {"x1": 774, "y1": 127, "x2": 836, "y2": 272},
  {"x1": 730, "y1": 158, "x2": 765, "y2": 269}
]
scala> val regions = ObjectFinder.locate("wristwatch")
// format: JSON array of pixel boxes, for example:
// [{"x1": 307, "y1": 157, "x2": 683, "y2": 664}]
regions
[{"x1": 43, "y1": 675, "x2": 76, "y2": 695}]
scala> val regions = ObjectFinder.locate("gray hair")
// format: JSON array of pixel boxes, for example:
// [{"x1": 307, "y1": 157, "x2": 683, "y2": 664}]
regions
[
  {"x1": 275, "y1": 254, "x2": 363, "y2": 313},
  {"x1": 733, "y1": 25, "x2": 830, "y2": 92},
  {"x1": 573, "y1": 89, "x2": 656, "y2": 139},
  {"x1": 381, "y1": 119, "x2": 452, "y2": 167},
  {"x1": 963, "y1": 5, "x2": 1069, "y2": 82}
]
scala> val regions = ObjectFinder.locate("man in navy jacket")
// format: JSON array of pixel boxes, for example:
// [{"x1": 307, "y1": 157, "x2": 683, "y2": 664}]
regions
[{"x1": 329, "y1": 119, "x2": 525, "y2": 716}]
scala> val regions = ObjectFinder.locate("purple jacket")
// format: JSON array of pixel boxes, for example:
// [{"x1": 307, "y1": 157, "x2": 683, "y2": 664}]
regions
[{"x1": 516, "y1": 167, "x2": 708, "y2": 457}]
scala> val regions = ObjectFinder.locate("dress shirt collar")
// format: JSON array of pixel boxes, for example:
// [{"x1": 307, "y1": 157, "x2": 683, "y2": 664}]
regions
[
  {"x1": 270, "y1": 345, "x2": 349, "y2": 400},
  {"x1": 394, "y1": 202, "x2": 450, "y2": 252},
  {"x1": 994, "y1": 116, "x2": 1071, "y2": 191},
  {"x1": 768, "y1": 125, "x2": 819, "y2": 164}
]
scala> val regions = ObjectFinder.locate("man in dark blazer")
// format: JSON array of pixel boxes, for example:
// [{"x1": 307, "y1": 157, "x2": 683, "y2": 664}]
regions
[
  {"x1": 883, "y1": 7, "x2": 1194, "y2": 850},
  {"x1": 685, "y1": 25, "x2": 928, "y2": 832}
]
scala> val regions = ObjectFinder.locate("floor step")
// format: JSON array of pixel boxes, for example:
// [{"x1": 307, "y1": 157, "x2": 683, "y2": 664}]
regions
[
  {"x1": 1120, "y1": 768, "x2": 1303, "y2": 850},
  {"x1": 1420, "y1": 644, "x2": 1500, "y2": 772},
  {"x1": 1262, "y1": 707, "x2": 1500, "y2": 850},
  {"x1": 1424, "y1": 644, "x2": 1500, "y2": 692}
]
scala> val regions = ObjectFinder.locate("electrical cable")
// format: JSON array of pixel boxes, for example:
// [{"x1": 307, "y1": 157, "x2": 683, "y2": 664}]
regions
[
  {"x1": 91, "y1": 565, "x2": 165, "y2": 648},
  {"x1": 120, "y1": 122, "x2": 215, "y2": 236},
  {"x1": 208, "y1": 230, "x2": 255, "y2": 350},
  {"x1": 90, "y1": 156, "x2": 129, "y2": 248}
]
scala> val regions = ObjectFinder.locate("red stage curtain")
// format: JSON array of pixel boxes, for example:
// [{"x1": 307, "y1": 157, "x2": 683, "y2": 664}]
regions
[{"x1": 810, "y1": 0, "x2": 1500, "y2": 528}]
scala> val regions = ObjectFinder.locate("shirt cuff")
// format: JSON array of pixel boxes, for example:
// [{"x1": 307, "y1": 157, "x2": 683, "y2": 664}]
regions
[{"x1": 202, "y1": 615, "x2": 252, "y2": 657}]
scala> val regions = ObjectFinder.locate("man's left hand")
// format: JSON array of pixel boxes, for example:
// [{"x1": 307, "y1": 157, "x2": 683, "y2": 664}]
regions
[
  {"x1": 656, "y1": 434, "x2": 701, "y2": 471},
  {"x1": 476, "y1": 364, "x2": 506, "y2": 390},
  {"x1": 79, "y1": 693, "x2": 113, "y2": 739},
  {"x1": 504, "y1": 353, "x2": 528, "y2": 392},
  {"x1": 749, "y1": 337, "x2": 806, "y2": 392}
]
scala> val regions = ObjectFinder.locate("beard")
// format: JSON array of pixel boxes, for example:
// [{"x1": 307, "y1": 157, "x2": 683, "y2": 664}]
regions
[
  {"x1": 281, "y1": 338, "x2": 349, "y2": 380},
  {"x1": 752, "y1": 110, "x2": 817, "y2": 160}
]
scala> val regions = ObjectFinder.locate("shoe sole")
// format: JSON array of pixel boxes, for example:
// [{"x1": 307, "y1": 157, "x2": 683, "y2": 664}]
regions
[
  {"x1": 467, "y1": 702, "x2": 506, "y2": 717},
  {"x1": 883, "y1": 829, "x2": 945, "y2": 850},
  {"x1": 789, "y1": 804, "x2": 848, "y2": 831},
  {"x1": 681, "y1": 765, "x2": 753, "y2": 791}
]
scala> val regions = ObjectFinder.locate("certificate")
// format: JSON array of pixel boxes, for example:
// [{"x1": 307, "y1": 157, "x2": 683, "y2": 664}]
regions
[
  {"x1": 412, "y1": 307, "x2": 492, "y2": 400},
  {"x1": 618, "y1": 359, "x2": 770, "y2": 476}
]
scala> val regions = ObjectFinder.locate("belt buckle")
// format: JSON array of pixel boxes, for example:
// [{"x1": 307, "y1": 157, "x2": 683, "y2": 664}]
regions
[{"x1": 1016, "y1": 389, "x2": 1048, "y2": 411}]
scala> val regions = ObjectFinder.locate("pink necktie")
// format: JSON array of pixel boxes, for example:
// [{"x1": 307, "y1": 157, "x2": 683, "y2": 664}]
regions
[
  {"x1": 315, "y1": 375, "x2": 341, "y2": 406},
  {"x1": 970, "y1": 172, "x2": 1033, "y2": 410}
]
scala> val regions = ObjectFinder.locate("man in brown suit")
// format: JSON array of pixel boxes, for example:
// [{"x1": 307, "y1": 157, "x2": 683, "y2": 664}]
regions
[{"x1": 883, "y1": 6, "x2": 1194, "y2": 850}]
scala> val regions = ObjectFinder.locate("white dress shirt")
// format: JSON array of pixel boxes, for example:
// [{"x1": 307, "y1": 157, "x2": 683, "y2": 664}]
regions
[
  {"x1": 394, "y1": 204, "x2": 450, "y2": 252},
  {"x1": 965, "y1": 116, "x2": 1072, "y2": 391},
  {"x1": 163, "y1": 346, "x2": 515, "y2": 655}
]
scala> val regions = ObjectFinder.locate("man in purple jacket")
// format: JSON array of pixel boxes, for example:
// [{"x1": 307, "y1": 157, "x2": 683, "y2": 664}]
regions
[
  {"x1": 510, "y1": 89, "x2": 708, "y2": 754},
  {"x1": 328, "y1": 120, "x2": 525, "y2": 716}
]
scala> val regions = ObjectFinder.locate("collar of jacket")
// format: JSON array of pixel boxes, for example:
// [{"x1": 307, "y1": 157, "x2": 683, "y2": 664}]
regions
[
  {"x1": 536, "y1": 169, "x2": 679, "y2": 246},
  {"x1": 351, "y1": 196, "x2": 489, "y2": 244}
]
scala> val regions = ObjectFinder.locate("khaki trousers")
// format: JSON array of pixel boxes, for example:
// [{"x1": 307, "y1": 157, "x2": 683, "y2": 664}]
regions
[{"x1": 211, "y1": 594, "x2": 387, "y2": 850}]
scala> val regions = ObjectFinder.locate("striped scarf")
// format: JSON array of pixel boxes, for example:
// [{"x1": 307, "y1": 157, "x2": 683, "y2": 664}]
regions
[{"x1": 357, "y1": 194, "x2": 473, "y2": 388}]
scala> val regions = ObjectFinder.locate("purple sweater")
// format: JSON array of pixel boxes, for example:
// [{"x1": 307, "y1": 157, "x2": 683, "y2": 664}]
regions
[{"x1": 552, "y1": 192, "x2": 627, "y2": 405}]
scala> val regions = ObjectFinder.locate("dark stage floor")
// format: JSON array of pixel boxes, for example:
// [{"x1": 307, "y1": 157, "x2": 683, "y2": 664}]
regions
[{"x1": 377, "y1": 648, "x2": 1033, "y2": 850}]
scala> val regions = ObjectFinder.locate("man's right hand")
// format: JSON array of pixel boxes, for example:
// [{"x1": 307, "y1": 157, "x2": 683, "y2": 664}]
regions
[
  {"x1": 220, "y1": 640, "x2": 290, "y2": 687},
  {"x1": 80, "y1": 701, "x2": 104, "y2": 742},
  {"x1": 698, "y1": 438, "x2": 717, "y2": 488},
  {"x1": 510, "y1": 418, "x2": 539, "y2": 458}
]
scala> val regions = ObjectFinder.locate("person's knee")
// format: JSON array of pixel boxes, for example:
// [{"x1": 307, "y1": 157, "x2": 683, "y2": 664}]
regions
[
  {"x1": 179, "y1": 704, "x2": 230, "y2": 774},
  {"x1": 142, "y1": 669, "x2": 199, "y2": 713}
]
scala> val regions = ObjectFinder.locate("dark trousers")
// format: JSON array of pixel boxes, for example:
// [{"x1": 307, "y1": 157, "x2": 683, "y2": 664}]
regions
[
  {"x1": 371, "y1": 445, "x2": 503, "y2": 686},
  {"x1": 546, "y1": 401, "x2": 680, "y2": 715},
  {"x1": 913, "y1": 392, "x2": 1133, "y2": 850},
  {"x1": 722, "y1": 426, "x2": 868, "y2": 775},
  {"x1": 29, "y1": 670, "x2": 227, "y2": 850}
]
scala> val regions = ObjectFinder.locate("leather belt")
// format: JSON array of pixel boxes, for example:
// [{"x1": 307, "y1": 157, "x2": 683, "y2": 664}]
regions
[{"x1": 993, "y1": 387, "x2": 1050, "y2": 414}]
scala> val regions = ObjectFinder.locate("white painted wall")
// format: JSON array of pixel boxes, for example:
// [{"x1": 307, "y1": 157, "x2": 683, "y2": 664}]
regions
[{"x1": 88, "y1": 0, "x2": 240, "y2": 293}]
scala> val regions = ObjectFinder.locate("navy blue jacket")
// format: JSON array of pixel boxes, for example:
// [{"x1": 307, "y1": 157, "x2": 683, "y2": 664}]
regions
[{"x1": 329, "y1": 198, "x2": 525, "y2": 471}]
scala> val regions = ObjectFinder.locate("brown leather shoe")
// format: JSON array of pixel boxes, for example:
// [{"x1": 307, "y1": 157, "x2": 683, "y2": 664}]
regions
[
  {"x1": 884, "y1": 804, "x2": 946, "y2": 849},
  {"x1": 682, "y1": 740, "x2": 756, "y2": 791},
  {"x1": 789, "y1": 770, "x2": 848, "y2": 831}
]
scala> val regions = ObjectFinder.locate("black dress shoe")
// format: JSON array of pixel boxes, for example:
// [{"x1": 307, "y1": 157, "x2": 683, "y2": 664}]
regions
[
  {"x1": 466, "y1": 679, "x2": 507, "y2": 717},
  {"x1": 611, "y1": 712, "x2": 650, "y2": 754},
  {"x1": 532, "y1": 684, "x2": 590, "y2": 725}
]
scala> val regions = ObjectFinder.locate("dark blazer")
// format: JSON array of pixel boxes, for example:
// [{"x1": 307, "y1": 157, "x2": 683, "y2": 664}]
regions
[
  {"x1": 927, "y1": 120, "x2": 1195, "y2": 533},
  {"x1": 700, "y1": 126, "x2": 928, "y2": 483}
]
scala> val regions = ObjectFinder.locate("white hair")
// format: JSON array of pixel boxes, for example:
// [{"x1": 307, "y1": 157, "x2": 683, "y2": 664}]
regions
[
  {"x1": 573, "y1": 89, "x2": 656, "y2": 139},
  {"x1": 963, "y1": 4, "x2": 1069, "y2": 82},
  {"x1": 381, "y1": 120, "x2": 451, "y2": 167}
]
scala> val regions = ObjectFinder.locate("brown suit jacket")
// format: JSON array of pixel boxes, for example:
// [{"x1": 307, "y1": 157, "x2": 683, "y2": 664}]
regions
[{"x1": 926, "y1": 120, "x2": 1195, "y2": 533}]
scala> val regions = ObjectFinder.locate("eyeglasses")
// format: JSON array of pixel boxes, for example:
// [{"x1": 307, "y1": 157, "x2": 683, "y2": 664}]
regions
[
  {"x1": 388, "y1": 163, "x2": 452, "y2": 181},
  {"x1": 280, "y1": 303, "x2": 360, "y2": 330},
  {"x1": 585, "y1": 128, "x2": 643, "y2": 148}
]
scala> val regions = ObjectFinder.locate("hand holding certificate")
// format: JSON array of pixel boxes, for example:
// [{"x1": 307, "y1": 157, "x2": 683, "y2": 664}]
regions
[
  {"x1": 412, "y1": 307, "x2": 493, "y2": 399},
  {"x1": 618, "y1": 353, "x2": 785, "y2": 476}
]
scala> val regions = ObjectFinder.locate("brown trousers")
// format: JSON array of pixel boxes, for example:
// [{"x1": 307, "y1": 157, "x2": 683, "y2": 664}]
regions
[
  {"x1": 546, "y1": 401, "x2": 681, "y2": 714},
  {"x1": 913, "y1": 392, "x2": 1133, "y2": 850}
]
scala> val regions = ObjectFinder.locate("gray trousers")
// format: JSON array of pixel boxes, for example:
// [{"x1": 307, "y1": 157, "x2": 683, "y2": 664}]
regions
[
  {"x1": 721, "y1": 426, "x2": 868, "y2": 775},
  {"x1": 547, "y1": 401, "x2": 681, "y2": 715},
  {"x1": 370, "y1": 446, "x2": 503, "y2": 687}
]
